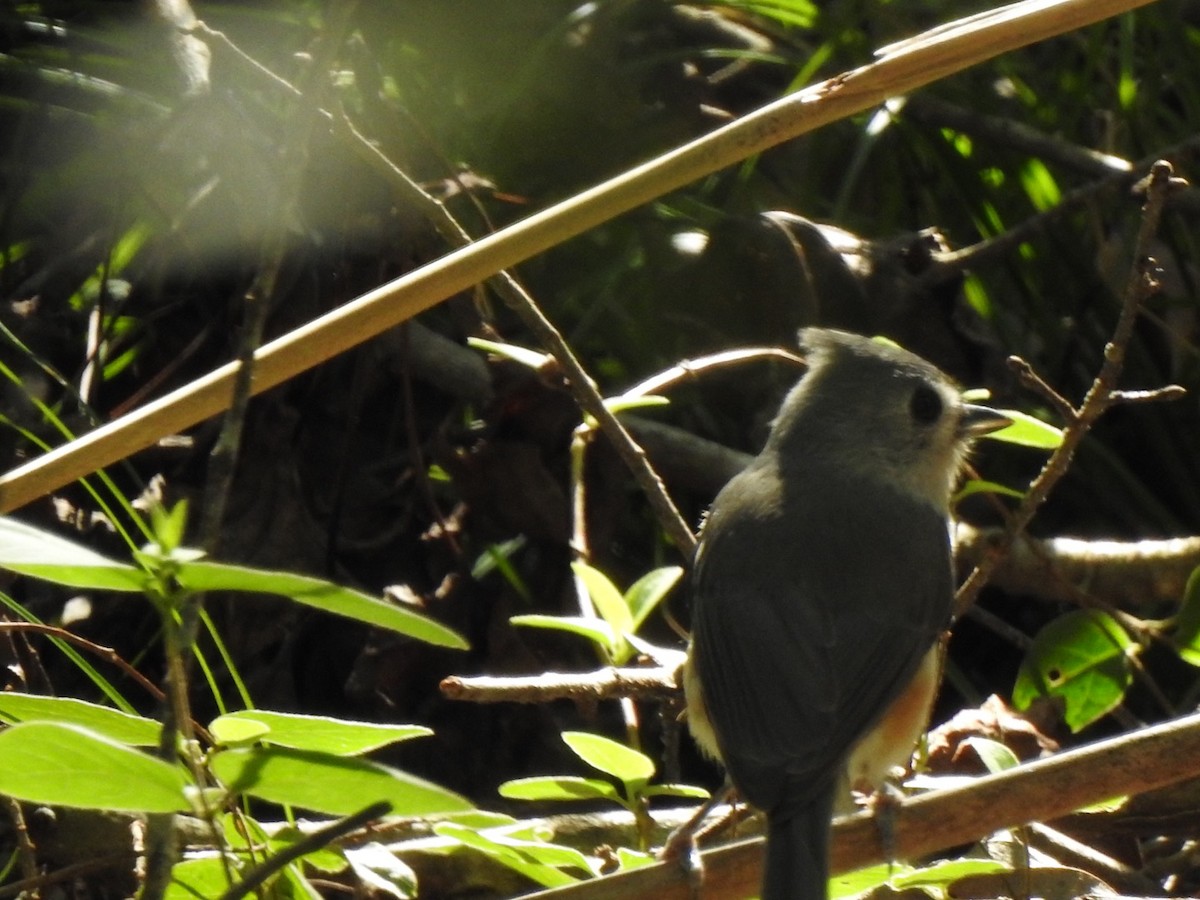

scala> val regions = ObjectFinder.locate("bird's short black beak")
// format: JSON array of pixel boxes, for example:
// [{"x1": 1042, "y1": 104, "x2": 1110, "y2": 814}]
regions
[{"x1": 960, "y1": 404, "x2": 1012, "y2": 438}]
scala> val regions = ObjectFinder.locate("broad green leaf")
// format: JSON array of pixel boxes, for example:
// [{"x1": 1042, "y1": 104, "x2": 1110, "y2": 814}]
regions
[
  {"x1": 830, "y1": 863, "x2": 905, "y2": 899},
  {"x1": 961, "y1": 737, "x2": 1020, "y2": 774},
  {"x1": 572, "y1": 563, "x2": 632, "y2": 639},
  {"x1": 209, "y1": 716, "x2": 270, "y2": 746},
  {"x1": 891, "y1": 858, "x2": 1011, "y2": 889},
  {"x1": 509, "y1": 614, "x2": 615, "y2": 651},
  {"x1": 626, "y1": 566, "x2": 684, "y2": 632},
  {"x1": 166, "y1": 857, "x2": 236, "y2": 900},
  {"x1": 434, "y1": 822, "x2": 588, "y2": 887},
  {"x1": 210, "y1": 746, "x2": 471, "y2": 817},
  {"x1": 210, "y1": 710, "x2": 431, "y2": 755},
  {"x1": 0, "y1": 722, "x2": 188, "y2": 812},
  {"x1": 0, "y1": 517, "x2": 145, "y2": 591},
  {"x1": 271, "y1": 825, "x2": 349, "y2": 873},
  {"x1": 984, "y1": 410, "x2": 1063, "y2": 450},
  {"x1": 174, "y1": 561, "x2": 468, "y2": 650},
  {"x1": 1013, "y1": 611, "x2": 1133, "y2": 731},
  {"x1": 0, "y1": 694, "x2": 160, "y2": 746},
  {"x1": 1172, "y1": 566, "x2": 1200, "y2": 666},
  {"x1": 562, "y1": 732, "x2": 655, "y2": 784},
  {"x1": 345, "y1": 843, "x2": 417, "y2": 899},
  {"x1": 498, "y1": 776, "x2": 622, "y2": 804}
]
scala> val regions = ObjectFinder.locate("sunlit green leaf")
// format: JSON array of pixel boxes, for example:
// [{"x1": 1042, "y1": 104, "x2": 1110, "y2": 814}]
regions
[
  {"x1": 572, "y1": 563, "x2": 632, "y2": 639},
  {"x1": 434, "y1": 822, "x2": 591, "y2": 887},
  {"x1": 626, "y1": 566, "x2": 684, "y2": 632},
  {"x1": 0, "y1": 517, "x2": 145, "y2": 591},
  {"x1": 345, "y1": 843, "x2": 417, "y2": 899},
  {"x1": 1013, "y1": 611, "x2": 1133, "y2": 731},
  {"x1": 210, "y1": 746, "x2": 471, "y2": 817},
  {"x1": 499, "y1": 775, "x2": 622, "y2": 804},
  {"x1": 0, "y1": 694, "x2": 160, "y2": 746},
  {"x1": 509, "y1": 614, "x2": 615, "y2": 651},
  {"x1": 166, "y1": 857, "x2": 237, "y2": 900},
  {"x1": 984, "y1": 410, "x2": 1063, "y2": 449},
  {"x1": 562, "y1": 732, "x2": 654, "y2": 785},
  {"x1": 1171, "y1": 566, "x2": 1200, "y2": 666},
  {"x1": 467, "y1": 337, "x2": 551, "y2": 369},
  {"x1": 0, "y1": 722, "x2": 188, "y2": 812},
  {"x1": 962, "y1": 737, "x2": 1020, "y2": 774},
  {"x1": 210, "y1": 710, "x2": 431, "y2": 755},
  {"x1": 174, "y1": 561, "x2": 468, "y2": 650}
]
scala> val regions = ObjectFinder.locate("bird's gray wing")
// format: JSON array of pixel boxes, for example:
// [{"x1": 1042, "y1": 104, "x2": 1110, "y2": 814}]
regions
[{"x1": 691, "y1": 465, "x2": 953, "y2": 818}]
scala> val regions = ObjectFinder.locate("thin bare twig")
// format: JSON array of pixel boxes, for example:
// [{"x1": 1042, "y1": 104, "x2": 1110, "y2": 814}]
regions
[
  {"x1": 216, "y1": 801, "x2": 392, "y2": 900},
  {"x1": 0, "y1": 621, "x2": 166, "y2": 706},
  {"x1": 956, "y1": 160, "x2": 1186, "y2": 613}
]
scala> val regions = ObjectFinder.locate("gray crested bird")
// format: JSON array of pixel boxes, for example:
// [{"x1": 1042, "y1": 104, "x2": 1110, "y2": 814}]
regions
[{"x1": 683, "y1": 327, "x2": 1010, "y2": 899}]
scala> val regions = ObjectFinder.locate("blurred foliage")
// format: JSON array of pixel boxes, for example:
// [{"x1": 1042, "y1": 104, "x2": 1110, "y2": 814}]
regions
[{"x1": 5, "y1": 0, "x2": 1200, "y2": 894}]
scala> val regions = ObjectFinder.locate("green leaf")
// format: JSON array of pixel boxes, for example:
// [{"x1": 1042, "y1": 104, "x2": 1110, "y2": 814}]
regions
[
  {"x1": 955, "y1": 479, "x2": 1025, "y2": 502},
  {"x1": 166, "y1": 857, "x2": 236, "y2": 900},
  {"x1": 433, "y1": 822, "x2": 588, "y2": 888},
  {"x1": 0, "y1": 517, "x2": 145, "y2": 591},
  {"x1": 1013, "y1": 611, "x2": 1133, "y2": 732},
  {"x1": 572, "y1": 563, "x2": 632, "y2": 641},
  {"x1": 562, "y1": 732, "x2": 655, "y2": 784},
  {"x1": 984, "y1": 410, "x2": 1063, "y2": 449},
  {"x1": 0, "y1": 694, "x2": 161, "y2": 746},
  {"x1": 830, "y1": 863, "x2": 905, "y2": 899},
  {"x1": 962, "y1": 737, "x2": 1020, "y2": 774},
  {"x1": 642, "y1": 783, "x2": 711, "y2": 800},
  {"x1": 509, "y1": 614, "x2": 615, "y2": 651},
  {"x1": 0, "y1": 722, "x2": 189, "y2": 812},
  {"x1": 467, "y1": 337, "x2": 551, "y2": 370},
  {"x1": 345, "y1": 843, "x2": 417, "y2": 899},
  {"x1": 1172, "y1": 566, "x2": 1200, "y2": 666},
  {"x1": 173, "y1": 561, "x2": 468, "y2": 650},
  {"x1": 210, "y1": 746, "x2": 472, "y2": 817},
  {"x1": 603, "y1": 394, "x2": 670, "y2": 416},
  {"x1": 498, "y1": 776, "x2": 622, "y2": 804},
  {"x1": 890, "y1": 858, "x2": 1011, "y2": 889},
  {"x1": 626, "y1": 566, "x2": 684, "y2": 633},
  {"x1": 210, "y1": 711, "x2": 431, "y2": 755},
  {"x1": 270, "y1": 823, "x2": 349, "y2": 874},
  {"x1": 150, "y1": 500, "x2": 189, "y2": 554}
]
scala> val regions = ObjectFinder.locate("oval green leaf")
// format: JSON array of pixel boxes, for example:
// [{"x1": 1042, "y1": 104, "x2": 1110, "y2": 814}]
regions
[
  {"x1": 210, "y1": 710, "x2": 431, "y2": 755},
  {"x1": 0, "y1": 694, "x2": 161, "y2": 746},
  {"x1": 498, "y1": 776, "x2": 621, "y2": 804},
  {"x1": 571, "y1": 563, "x2": 632, "y2": 638},
  {"x1": 210, "y1": 746, "x2": 472, "y2": 817},
  {"x1": 1012, "y1": 611, "x2": 1132, "y2": 732},
  {"x1": 174, "y1": 560, "x2": 468, "y2": 650},
  {"x1": 0, "y1": 722, "x2": 188, "y2": 812},
  {"x1": 562, "y1": 731, "x2": 655, "y2": 784},
  {"x1": 626, "y1": 566, "x2": 684, "y2": 632}
]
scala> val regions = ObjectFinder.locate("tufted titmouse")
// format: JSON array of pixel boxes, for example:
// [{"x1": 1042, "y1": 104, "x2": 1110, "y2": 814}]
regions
[{"x1": 683, "y1": 328, "x2": 1009, "y2": 899}]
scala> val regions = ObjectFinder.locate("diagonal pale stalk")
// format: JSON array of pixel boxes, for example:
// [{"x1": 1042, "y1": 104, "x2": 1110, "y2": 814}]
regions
[{"x1": 0, "y1": 0, "x2": 1156, "y2": 512}]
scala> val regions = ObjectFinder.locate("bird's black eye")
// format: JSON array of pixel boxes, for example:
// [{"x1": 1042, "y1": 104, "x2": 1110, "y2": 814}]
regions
[{"x1": 909, "y1": 384, "x2": 943, "y2": 424}]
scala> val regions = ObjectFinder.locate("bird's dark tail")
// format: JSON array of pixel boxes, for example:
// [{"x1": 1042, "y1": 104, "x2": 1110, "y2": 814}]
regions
[{"x1": 762, "y1": 789, "x2": 836, "y2": 900}]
